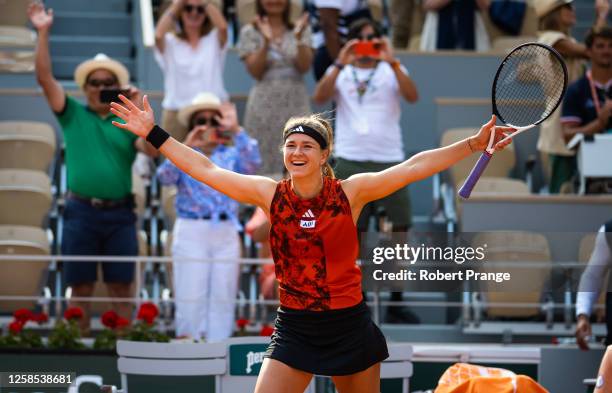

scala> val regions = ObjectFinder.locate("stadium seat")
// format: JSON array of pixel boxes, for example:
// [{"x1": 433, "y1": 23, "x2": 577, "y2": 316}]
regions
[
  {"x1": 0, "y1": 26, "x2": 35, "y2": 48},
  {"x1": 0, "y1": 169, "x2": 52, "y2": 227},
  {"x1": 578, "y1": 233, "x2": 608, "y2": 321},
  {"x1": 441, "y1": 128, "x2": 516, "y2": 189},
  {"x1": 0, "y1": 0, "x2": 35, "y2": 49},
  {"x1": 472, "y1": 178, "x2": 530, "y2": 196},
  {"x1": 103, "y1": 340, "x2": 230, "y2": 393},
  {"x1": 0, "y1": 121, "x2": 56, "y2": 171},
  {"x1": 236, "y1": 0, "x2": 302, "y2": 28},
  {"x1": 472, "y1": 231, "x2": 552, "y2": 318},
  {"x1": 0, "y1": 49, "x2": 34, "y2": 73},
  {"x1": 491, "y1": 36, "x2": 538, "y2": 54},
  {"x1": 0, "y1": 225, "x2": 50, "y2": 312},
  {"x1": 0, "y1": 0, "x2": 30, "y2": 26}
]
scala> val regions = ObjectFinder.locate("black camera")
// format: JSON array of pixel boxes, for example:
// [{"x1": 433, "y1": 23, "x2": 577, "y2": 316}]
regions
[{"x1": 100, "y1": 89, "x2": 130, "y2": 103}]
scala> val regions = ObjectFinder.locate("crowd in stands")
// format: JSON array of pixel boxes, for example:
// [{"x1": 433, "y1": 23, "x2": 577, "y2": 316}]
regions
[{"x1": 14, "y1": 0, "x2": 612, "y2": 343}]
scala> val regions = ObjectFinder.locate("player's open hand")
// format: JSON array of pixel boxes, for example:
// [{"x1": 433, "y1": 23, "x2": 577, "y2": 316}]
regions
[
  {"x1": 111, "y1": 95, "x2": 155, "y2": 139},
  {"x1": 470, "y1": 115, "x2": 515, "y2": 152}
]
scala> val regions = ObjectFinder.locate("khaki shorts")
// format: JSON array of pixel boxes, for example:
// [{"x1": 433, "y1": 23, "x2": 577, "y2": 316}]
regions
[{"x1": 333, "y1": 157, "x2": 412, "y2": 231}]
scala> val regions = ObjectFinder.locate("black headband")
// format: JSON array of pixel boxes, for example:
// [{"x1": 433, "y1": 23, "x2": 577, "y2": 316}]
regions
[{"x1": 284, "y1": 125, "x2": 328, "y2": 149}]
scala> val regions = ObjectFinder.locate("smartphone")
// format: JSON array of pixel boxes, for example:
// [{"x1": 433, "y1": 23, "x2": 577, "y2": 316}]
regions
[
  {"x1": 100, "y1": 89, "x2": 130, "y2": 103},
  {"x1": 354, "y1": 41, "x2": 380, "y2": 58}
]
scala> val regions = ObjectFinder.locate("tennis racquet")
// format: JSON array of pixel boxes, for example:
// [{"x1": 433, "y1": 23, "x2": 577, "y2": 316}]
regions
[{"x1": 458, "y1": 43, "x2": 568, "y2": 199}]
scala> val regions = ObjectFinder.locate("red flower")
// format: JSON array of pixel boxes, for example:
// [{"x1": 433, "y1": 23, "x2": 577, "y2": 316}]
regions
[
  {"x1": 116, "y1": 317, "x2": 130, "y2": 328},
  {"x1": 136, "y1": 302, "x2": 159, "y2": 324},
  {"x1": 8, "y1": 320, "x2": 24, "y2": 335},
  {"x1": 259, "y1": 324, "x2": 274, "y2": 336},
  {"x1": 13, "y1": 309, "x2": 34, "y2": 323},
  {"x1": 64, "y1": 307, "x2": 84, "y2": 321},
  {"x1": 31, "y1": 313, "x2": 49, "y2": 325},
  {"x1": 101, "y1": 310, "x2": 119, "y2": 329},
  {"x1": 236, "y1": 318, "x2": 249, "y2": 329}
]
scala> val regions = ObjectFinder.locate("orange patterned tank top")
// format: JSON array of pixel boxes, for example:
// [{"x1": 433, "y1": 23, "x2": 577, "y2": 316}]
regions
[{"x1": 269, "y1": 176, "x2": 363, "y2": 311}]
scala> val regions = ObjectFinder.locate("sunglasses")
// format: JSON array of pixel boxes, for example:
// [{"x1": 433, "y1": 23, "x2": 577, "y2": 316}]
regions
[
  {"x1": 184, "y1": 4, "x2": 205, "y2": 14},
  {"x1": 359, "y1": 34, "x2": 380, "y2": 41},
  {"x1": 193, "y1": 117, "x2": 220, "y2": 127},
  {"x1": 87, "y1": 79, "x2": 118, "y2": 88}
]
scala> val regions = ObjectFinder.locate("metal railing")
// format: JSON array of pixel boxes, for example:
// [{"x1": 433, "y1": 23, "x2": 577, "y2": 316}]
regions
[{"x1": 0, "y1": 254, "x2": 604, "y2": 334}]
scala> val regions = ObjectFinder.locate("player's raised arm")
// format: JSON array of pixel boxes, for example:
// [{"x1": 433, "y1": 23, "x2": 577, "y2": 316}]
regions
[
  {"x1": 111, "y1": 94, "x2": 276, "y2": 209},
  {"x1": 343, "y1": 116, "x2": 513, "y2": 206}
]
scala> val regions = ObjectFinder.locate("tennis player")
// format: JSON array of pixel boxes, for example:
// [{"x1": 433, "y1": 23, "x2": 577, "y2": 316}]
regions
[{"x1": 110, "y1": 95, "x2": 512, "y2": 393}]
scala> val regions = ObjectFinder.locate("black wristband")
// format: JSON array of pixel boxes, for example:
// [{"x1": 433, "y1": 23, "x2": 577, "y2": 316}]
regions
[
  {"x1": 146, "y1": 125, "x2": 170, "y2": 149},
  {"x1": 333, "y1": 61, "x2": 345, "y2": 71}
]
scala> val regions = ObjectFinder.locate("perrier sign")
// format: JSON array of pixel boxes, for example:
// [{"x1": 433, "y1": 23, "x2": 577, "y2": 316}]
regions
[{"x1": 229, "y1": 344, "x2": 269, "y2": 376}]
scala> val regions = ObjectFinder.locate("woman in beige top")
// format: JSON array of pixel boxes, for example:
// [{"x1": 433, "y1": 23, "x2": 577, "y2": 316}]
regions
[
  {"x1": 536, "y1": 0, "x2": 608, "y2": 193},
  {"x1": 238, "y1": 0, "x2": 313, "y2": 176}
]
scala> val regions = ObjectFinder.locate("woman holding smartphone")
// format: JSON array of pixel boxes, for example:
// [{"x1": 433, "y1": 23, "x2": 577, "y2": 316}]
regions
[
  {"x1": 110, "y1": 85, "x2": 512, "y2": 391},
  {"x1": 156, "y1": 92, "x2": 261, "y2": 341},
  {"x1": 313, "y1": 18, "x2": 420, "y2": 323}
]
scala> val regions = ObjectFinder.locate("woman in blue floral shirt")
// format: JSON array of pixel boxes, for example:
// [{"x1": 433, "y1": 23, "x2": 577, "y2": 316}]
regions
[{"x1": 157, "y1": 92, "x2": 261, "y2": 341}]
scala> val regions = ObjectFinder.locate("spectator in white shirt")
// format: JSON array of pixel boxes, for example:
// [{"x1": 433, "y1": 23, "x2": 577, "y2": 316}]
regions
[
  {"x1": 155, "y1": 0, "x2": 229, "y2": 142},
  {"x1": 313, "y1": 18, "x2": 419, "y2": 323}
]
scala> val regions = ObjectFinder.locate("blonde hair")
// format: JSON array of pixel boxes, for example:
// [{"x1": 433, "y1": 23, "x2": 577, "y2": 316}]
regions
[{"x1": 282, "y1": 114, "x2": 335, "y2": 178}]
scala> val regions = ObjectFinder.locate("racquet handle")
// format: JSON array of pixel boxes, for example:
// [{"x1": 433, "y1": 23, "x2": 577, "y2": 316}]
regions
[{"x1": 458, "y1": 152, "x2": 492, "y2": 199}]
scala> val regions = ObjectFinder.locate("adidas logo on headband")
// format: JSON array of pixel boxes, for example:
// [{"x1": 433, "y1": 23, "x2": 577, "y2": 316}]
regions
[{"x1": 285, "y1": 124, "x2": 328, "y2": 149}]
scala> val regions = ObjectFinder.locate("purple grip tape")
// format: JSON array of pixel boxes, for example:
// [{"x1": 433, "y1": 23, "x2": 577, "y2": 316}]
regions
[{"x1": 458, "y1": 152, "x2": 492, "y2": 199}]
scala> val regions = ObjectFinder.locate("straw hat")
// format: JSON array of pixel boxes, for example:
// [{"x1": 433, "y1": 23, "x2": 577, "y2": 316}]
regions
[
  {"x1": 74, "y1": 53, "x2": 130, "y2": 88},
  {"x1": 177, "y1": 92, "x2": 222, "y2": 126},
  {"x1": 535, "y1": 0, "x2": 573, "y2": 18}
]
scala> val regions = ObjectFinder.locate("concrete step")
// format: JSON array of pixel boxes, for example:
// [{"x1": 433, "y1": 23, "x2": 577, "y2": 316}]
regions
[
  {"x1": 50, "y1": 36, "x2": 133, "y2": 58},
  {"x1": 51, "y1": 12, "x2": 132, "y2": 37},
  {"x1": 45, "y1": 0, "x2": 132, "y2": 14},
  {"x1": 52, "y1": 56, "x2": 135, "y2": 81}
]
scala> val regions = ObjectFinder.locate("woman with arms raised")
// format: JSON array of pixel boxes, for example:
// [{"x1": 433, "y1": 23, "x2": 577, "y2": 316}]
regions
[{"x1": 110, "y1": 94, "x2": 512, "y2": 393}]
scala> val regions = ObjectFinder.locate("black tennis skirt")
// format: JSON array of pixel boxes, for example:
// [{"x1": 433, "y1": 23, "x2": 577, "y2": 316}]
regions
[{"x1": 265, "y1": 299, "x2": 389, "y2": 376}]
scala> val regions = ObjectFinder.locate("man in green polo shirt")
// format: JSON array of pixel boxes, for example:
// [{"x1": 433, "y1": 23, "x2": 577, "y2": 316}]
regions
[{"x1": 29, "y1": 2, "x2": 158, "y2": 334}]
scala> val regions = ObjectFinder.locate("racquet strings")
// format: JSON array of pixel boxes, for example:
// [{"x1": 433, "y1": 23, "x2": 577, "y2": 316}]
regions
[{"x1": 494, "y1": 44, "x2": 566, "y2": 128}]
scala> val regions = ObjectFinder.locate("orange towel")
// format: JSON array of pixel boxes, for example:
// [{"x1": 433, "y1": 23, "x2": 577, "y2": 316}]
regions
[{"x1": 435, "y1": 363, "x2": 548, "y2": 393}]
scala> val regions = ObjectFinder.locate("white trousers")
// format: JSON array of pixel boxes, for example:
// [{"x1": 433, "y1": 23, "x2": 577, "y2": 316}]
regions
[{"x1": 172, "y1": 218, "x2": 240, "y2": 342}]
